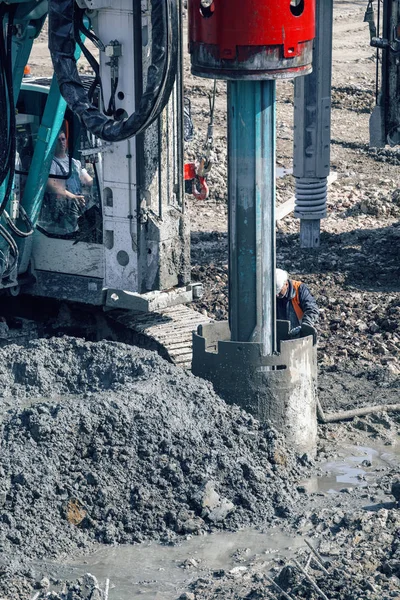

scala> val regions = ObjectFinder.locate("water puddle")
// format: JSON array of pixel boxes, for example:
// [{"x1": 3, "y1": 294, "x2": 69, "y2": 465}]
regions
[
  {"x1": 34, "y1": 529, "x2": 304, "y2": 599},
  {"x1": 304, "y1": 443, "x2": 400, "y2": 494}
]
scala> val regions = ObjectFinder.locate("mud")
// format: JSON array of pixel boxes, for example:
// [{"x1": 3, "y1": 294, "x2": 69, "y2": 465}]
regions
[
  {"x1": 185, "y1": 506, "x2": 400, "y2": 599},
  {"x1": 0, "y1": 337, "x2": 307, "y2": 599},
  {"x1": 2, "y1": 2, "x2": 400, "y2": 599},
  {"x1": 26, "y1": 529, "x2": 303, "y2": 599}
]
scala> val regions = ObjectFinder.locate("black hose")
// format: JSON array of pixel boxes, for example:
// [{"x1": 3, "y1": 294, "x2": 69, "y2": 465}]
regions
[
  {"x1": 48, "y1": 0, "x2": 179, "y2": 142},
  {"x1": 0, "y1": 5, "x2": 8, "y2": 182},
  {"x1": 0, "y1": 223, "x2": 19, "y2": 278},
  {"x1": 0, "y1": 5, "x2": 17, "y2": 219},
  {"x1": 73, "y1": 7, "x2": 104, "y2": 107}
]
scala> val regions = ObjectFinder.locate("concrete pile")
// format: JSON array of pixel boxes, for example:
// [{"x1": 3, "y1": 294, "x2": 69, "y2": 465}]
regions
[
  {"x1": 191, "y1": 218, "x2": 400, "y2": 415},
  {"x1": 0, "y1": 337, "x2": 306, "y2": 598}
]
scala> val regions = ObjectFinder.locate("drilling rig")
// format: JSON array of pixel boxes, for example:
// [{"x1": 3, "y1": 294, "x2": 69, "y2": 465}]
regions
[
  {"x1": 189, "y1": 0, "x2": 318, "y2": 454},
  {"x1": 368, "y1": 0, "x2": 400, "y2": 148},
  {"x1": 0, "y1": 0, "x2": 318, "y2": 454}
]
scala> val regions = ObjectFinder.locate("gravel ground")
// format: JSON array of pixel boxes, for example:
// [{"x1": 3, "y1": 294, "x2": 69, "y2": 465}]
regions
[
  {"x1": 184, "y1": 506, "x2": 400, "y2": 600},
  {"x1": 2, "y1": 2, "x2": 400, "y2": 600},
  {"x1": 187, "y1": 1, "x2": 400, "y2": 416}
]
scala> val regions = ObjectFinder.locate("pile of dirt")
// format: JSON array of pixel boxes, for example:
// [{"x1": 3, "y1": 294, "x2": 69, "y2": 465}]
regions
[{"x1": 0, "y1": 337, "x2": 306, "y2": 597}]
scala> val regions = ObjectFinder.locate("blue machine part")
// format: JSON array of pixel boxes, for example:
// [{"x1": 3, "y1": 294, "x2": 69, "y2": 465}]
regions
[
  {"x1": 0, "y1": 1, "x2": 83, "y2": 286},
  {"x1": 228, "y1": 80, "x2": 277, "y2": 356}
]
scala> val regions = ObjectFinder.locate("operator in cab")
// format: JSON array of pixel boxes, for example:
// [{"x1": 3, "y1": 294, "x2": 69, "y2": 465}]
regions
[
  {"x1": 276, "y1": 268, "x2": 319, "y2": 337},
  {"x1": 44, "y1": 130, "x2": 93, "y2": 234}
]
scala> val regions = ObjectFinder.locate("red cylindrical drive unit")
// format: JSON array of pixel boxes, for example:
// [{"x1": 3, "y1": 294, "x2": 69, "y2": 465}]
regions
[{"x1": 188, "y1": 0, "x2": 316, "y2": 79}]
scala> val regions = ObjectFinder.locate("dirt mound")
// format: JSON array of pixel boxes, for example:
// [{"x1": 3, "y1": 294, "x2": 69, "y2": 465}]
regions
[{"x1": 0, "y1": 337, "x2": 305, "y2": 576}]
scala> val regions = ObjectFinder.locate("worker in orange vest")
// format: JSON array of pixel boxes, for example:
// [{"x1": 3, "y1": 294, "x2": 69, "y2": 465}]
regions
[{"x1": 276, "y1": 269, "x2": 319, "y2": 337}]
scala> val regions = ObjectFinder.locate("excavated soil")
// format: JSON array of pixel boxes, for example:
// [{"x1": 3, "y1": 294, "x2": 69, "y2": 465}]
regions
[
  {"x1": 0, "y1": 338, "x2": 307, "y2": 599},
  {"x1": 2, "y1": 1, "x2": 400, "y2": 599}
]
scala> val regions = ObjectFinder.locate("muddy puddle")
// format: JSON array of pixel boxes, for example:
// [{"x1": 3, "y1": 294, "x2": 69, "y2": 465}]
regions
[
  {"x1": 32, "y1": 529, "x2": 304, "y2": 599},
  {"x1": 304, "y1": 443, "x2": 400, "y2": 494}
]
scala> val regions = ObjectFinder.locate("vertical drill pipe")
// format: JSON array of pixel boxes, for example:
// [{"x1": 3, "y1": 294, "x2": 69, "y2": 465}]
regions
[
  {"x1": 228, "y1": 80, "x2": 276, "y2": 356},
  {"x1": 293, "y1": 0, "x2": 333, "y2": 248}
]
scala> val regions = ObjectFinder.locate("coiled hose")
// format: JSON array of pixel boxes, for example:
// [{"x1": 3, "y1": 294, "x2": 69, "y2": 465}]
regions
[
  {"x1": 48, "y1": 0, "x2": 179, "y2": 142},
  {"x1": 0, "y1": 4, "x2": 17, "y2": 219},
  {"x1": 0, "y1": 4, "x2": 19, "y2": 279}
]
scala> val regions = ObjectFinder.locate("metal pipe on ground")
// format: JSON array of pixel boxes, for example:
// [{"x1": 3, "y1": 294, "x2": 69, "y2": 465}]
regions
[{"x1": 317, "y1": 398, "x2": 400, "y2": 423}]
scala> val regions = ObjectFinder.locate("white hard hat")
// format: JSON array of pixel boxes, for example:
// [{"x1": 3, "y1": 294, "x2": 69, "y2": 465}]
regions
[{"x1": 276, "y1": 269, "x2": 288, "y2": 295}]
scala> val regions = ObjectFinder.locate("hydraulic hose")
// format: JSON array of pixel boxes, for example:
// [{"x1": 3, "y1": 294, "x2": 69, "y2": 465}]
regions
[
  {"x1": 0, "y1": 223, "x2": 19, "y2": 278},
  {"x1": 0, "y1": 4, "x2": 17, "y2": 219},
  {"x1": 73, "y1": 8, "x2": 104, "y2": 107},
  {"x1": 48, "y1": 0, "x2": 179, "y2": 142}
]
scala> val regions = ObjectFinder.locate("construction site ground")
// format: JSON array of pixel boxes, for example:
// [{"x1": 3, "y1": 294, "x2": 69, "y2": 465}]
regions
[{"x1": 1, "y1": 1, "x2": 400, "y2": 599}]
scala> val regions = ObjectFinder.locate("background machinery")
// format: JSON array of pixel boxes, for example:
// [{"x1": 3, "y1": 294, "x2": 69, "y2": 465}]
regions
[
  {"x1": 292, "y1": 0, "x2": 400, "y2": 248},
  {"x1": 368, "y1": 0, "x2": 400, "y2": 149}
]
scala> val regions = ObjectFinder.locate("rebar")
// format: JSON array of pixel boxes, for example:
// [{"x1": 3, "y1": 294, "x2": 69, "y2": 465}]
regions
[
  {"x1": 293, "y1": 559, "x2": 330, "y2": 600},
  {"x1": 265, "y1": 574, "x2": 296, "y2": 600},
  {"x1": 305, "y1": 539, "x2": 330, "y2": 574}
]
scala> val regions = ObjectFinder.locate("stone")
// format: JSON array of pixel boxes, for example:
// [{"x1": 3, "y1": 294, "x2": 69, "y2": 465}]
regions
[{"x1": 208, "y1": 498, "x2": 235, "y2": 523}]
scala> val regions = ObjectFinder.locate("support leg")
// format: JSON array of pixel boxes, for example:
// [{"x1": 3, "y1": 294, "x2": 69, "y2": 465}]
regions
[{"x1": 293, "y1": 0, "x2": 333, "y2": 248}]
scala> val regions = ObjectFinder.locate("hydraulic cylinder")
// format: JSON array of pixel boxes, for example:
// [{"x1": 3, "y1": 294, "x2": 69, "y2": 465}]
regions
[{"x1": 293, "y1": 0, "x2": 333, "y2": 248}]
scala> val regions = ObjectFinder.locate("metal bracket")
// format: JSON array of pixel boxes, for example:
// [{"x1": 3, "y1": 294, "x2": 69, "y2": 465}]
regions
[
  {"x1": 75, "y1": 0, "x2": 114, "y2": 9},
  {"x1": 79, "y1": 142, "x2": 114, "y2": 158},
  {"x1": 104, "y1": 283, "x2": 203, "y2": 313}
]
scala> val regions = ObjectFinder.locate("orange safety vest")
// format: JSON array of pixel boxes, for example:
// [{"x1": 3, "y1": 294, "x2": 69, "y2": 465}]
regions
[{"x1": 291, "y1": 280, "x2": 304, "y2": 322}]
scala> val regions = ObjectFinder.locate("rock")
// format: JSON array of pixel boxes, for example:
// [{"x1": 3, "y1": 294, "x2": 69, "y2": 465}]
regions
[
  {"x1": 39, "y1": 578, "x2": 50, "y2": 589},
  {"x1": 201, "y1": 482, "x2": 221, "y2": 510},
  {"x1": 370, "y1": 322, "x2": 380, "y2": 334},
  {"x1": 181, "y1": 517, "x2": 205, "y2": 534},
  {"x1": 208, "y1": 498, "x2": 235, "y2": 523},
  {"x1": 391, "y1": 481, "x2": 400, "y2": 503},
  {"x1": 229, "y1": 566, "x2": 247, "y2": 576},
  {"x1": 181, "y1": 558, "x2": 199, "y2": 569}
]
